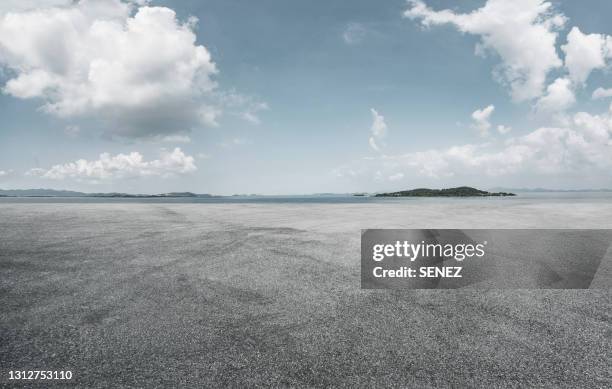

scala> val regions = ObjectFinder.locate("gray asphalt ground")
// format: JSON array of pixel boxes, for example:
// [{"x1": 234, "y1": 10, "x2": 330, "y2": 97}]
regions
[{"x1": 1, "y1": 202, "x2": 612, "y2": 388}]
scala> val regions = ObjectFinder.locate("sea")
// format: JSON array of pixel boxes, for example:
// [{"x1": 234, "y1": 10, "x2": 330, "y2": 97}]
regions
[{"x1": 1, "y1": 192, "x2": 612, "y2": 204}]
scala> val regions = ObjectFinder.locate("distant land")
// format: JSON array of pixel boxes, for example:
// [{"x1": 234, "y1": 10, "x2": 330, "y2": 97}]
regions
[
  {"x1": 490, "y1": 187, "x2": 612, "y2": 193},
  {"x1": 2, "y1": 187, "x2": 611, "y2": 198},
  {"x1": 375, "y1": 186, "x2": 516, "y2": 197},
  {"x1": 0, "y1": 189, "x2": 214, "y2": 198}
]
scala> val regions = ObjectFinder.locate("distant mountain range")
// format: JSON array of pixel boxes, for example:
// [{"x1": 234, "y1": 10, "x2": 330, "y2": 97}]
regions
[{"x1": 0, "y1": 189, "x2": 214, "y2": 198}]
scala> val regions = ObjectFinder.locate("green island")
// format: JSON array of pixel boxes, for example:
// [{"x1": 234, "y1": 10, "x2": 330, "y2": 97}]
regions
[{"x1": 375, "y1": 186, "x2": 516, "y2": 197}]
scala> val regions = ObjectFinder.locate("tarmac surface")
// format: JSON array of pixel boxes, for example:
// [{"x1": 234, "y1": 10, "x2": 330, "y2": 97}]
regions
[{"x1": 1, "y1": 201, "x2": 612, "y2": 387}]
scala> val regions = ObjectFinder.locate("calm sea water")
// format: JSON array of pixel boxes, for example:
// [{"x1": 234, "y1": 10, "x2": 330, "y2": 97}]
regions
[{"x1": 1, "y1": 192, "x2": 612, "y2": 204}]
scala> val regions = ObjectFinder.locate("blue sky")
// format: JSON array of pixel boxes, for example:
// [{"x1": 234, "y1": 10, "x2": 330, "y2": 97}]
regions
[{"x1": 1, "y1": 0, "x2": 612, "y2": 194}]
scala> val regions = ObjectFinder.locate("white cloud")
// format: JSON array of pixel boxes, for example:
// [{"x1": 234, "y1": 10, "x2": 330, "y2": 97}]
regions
[
  {"x1": 369, "y1": 108, "x2": 387, "y2": 152},
  {"x1": 27, "y1": 147, "x2": 196, "y2": 180},
  {"x1": 497, "y1": 125, "x2": 512, "y2": 134},
  {"x1": 336, "y1": 104, "x2": 612, "y2": 181},
  {"x1": 592, "y1": 87, "x2": 612, "y2": 100},
  {"x1": 242, "y1": 112, "x2": 260, "y2": 125},
  {"x1": 534, "y1": 27, "x2": 612, "y2": 114},
  {"x1": 25, "y1": 168, "x2": 45, "y2": 177},
  {"x1": 561, "y1": 27, "x2": 609, "y2": 85},
  {"x1": 343, "y1": 23, "x2": 366, "y2": 45},
  {"x1": 0, "y1": 169, "x2": 16, "y2": 180},
  {"x1": 535, "y1": 77, "x2": 576, "y2": 113},
  {"x1": 241, "y1": 102, "x2": 269, "y2": 125},
  {"x1": 471, "y1": 105, "x2": 494, "y2": 136},
  {"x1": 370, "y1": 109, "x2": 387, "y2": 137},
  {"x1": 0, "y1": 0, "x2": 220, "y2": 138},
  {"x1": 216, "y1": 90, "x2": 269, "y2": 125},
  {"x1": 368, "y1": 137, "x2": 381, "y2": 152},
  {"x1": 0, "y1": 1, "x2": 72, "y2": 15},
  {"x1": 405, "y1": 0, "x2": 565, "y2": 102},
  {"x1": 572, "y1": 107, "x2": 612, "y2": 144}
]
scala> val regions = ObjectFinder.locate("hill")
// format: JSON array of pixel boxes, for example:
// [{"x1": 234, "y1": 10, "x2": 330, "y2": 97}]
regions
[{"x1": 375, "y1": 186, "x2": 516, "y2": 197}]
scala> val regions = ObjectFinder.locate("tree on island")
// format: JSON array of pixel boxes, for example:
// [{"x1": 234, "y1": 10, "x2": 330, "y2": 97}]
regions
[{"x1": 375, "y1": 186, "x2": 516, "y2": 197}]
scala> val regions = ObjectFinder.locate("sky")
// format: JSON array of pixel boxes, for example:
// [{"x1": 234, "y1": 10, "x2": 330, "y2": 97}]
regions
[{"x1": 1, "y1": 0, "x2": 612, "y2": 194}]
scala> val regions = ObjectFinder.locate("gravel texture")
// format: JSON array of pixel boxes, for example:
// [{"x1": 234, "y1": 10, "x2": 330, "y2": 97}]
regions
[{"x1": 1, "y1": 202, "x2": 611, "y2": 388}]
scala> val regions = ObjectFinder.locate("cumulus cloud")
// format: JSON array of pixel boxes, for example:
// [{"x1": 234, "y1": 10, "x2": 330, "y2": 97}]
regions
[
  {"x1": 27, "y1": 147, "x2": 196, "y2": 180},
  {"x1": 335, "y1": 104, "x2": 612, "y2": 181},
  {"x1": 561, "y1": 27, "x2": 610, "y2": 85},
  {"x1": 536, "y1": 77, "x2": 576, "y2": 113},
  {"x1": 405, "y1": 0, "x2": 565, "y2": 102},
  {"x1": 471, "y1": 105, "x2": 494, "y2": 136},
  {"x1": 572, "y1": 108, "x2": 612, "y2": 145},
  {"x1": 341, "y1": 0, "x2": 612, "y2": 186},
  {"x1": 592, "y1": 87, "x2": 612, "y2": 100},
  {"x1": 0, "y1": 0, "x2": 229, "y2": 138},
  {"x1": 369, "y1": 108, "x2": 387, "y2": 152}
]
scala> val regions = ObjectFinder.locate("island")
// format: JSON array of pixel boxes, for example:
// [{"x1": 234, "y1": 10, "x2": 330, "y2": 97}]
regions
[
  {"x1": 0, "y1": 189, "x2": 215, "y2": 198},
  {"x1": 375, "y1": 186, "x2": 516, "y2": 197}
]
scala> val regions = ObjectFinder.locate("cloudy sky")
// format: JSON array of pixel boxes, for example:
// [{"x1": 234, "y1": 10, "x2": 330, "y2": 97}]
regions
[{"x1": 1, "y1": 0, "x2": 612, "y2": 194}]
